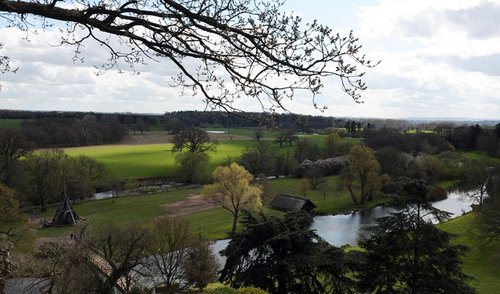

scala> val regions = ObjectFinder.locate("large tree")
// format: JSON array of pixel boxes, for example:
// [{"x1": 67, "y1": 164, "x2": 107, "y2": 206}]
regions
[
  {"x1": 342, "y1": 144, "x2": 386, "y2": 205},
  {"x1": 149, "y1": 216, "x2": 194, "y2": 293},
  {"x1": 171, "y1": 127, "x2": 217, "y2": 153},
  {"x1": 203, "y1": 163, "x2": 262, "y2": 234},
  {"x1": 462, "y1": 158, "x2": 500, "y2": 206},
  {"x1": 220, "y1": 211, "x2": 355, "y2": 294},
  {"x1": 474, "y1": 168, "x2": 500, "y2": 239},
  {"x1": 0, "y1": 0, "x2": 373, "y2": 112},
  {"x1": 357, "y1": 178, "x2": 476, "y2": 293},
  {"x1": 174, "y1": 151, "x2": 210, "y2": 184},
  {"x1": 20, "y1": 149, "x2": 68, "y2": 211},
  {"x1": 85, "y1": 223, "x2": 151, "y2": 293}
]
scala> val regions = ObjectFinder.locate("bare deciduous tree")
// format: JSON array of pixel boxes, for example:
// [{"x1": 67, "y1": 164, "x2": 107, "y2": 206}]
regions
[{"x1": 0, "y1": 0, "x2": 375, "y2": 112}]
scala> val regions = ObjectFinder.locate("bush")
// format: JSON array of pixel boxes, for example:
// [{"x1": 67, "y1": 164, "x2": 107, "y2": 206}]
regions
[
  {"x1": 0, "y1": 184, "x2": 21, "y2": 223},
  {"x1": 429, "y1": 186, "x2": 448, "y2": 201}
]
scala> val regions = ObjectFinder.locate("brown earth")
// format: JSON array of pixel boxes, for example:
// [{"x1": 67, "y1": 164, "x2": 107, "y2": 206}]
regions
[{"x1": 161, "y1": 194, "x2": 218, "y2": 217}]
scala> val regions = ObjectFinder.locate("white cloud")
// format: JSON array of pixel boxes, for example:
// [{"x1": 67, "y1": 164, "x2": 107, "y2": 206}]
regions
[{"x1": 1, "y1": 1, "x2": 500, "y2": 120}]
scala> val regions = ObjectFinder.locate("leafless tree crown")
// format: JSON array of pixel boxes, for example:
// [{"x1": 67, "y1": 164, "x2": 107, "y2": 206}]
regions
[{"x1": 0, "y1": 0, "x2": 376, "y2": 112}]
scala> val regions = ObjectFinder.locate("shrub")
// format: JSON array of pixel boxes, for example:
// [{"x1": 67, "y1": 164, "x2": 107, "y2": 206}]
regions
[{"x1": 429, "y1": 186, "x2": 448, "y2": 201}]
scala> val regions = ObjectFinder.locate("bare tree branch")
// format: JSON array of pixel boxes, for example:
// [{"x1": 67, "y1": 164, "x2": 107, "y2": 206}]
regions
[{"x1": 0, "y1": 0, "x2": 377, "y2": 112}]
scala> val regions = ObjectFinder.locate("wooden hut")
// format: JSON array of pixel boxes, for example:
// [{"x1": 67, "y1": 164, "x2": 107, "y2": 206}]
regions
[{"x1": 269, "y1": 194, "x2": 317, "y2": 212}]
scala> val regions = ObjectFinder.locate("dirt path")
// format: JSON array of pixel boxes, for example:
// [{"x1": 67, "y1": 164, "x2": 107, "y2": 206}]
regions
[{"x1": 161, "y1": 194, "x2": 217, "y2": 217}]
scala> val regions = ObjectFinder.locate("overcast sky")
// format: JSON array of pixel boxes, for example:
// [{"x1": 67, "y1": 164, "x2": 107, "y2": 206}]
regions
[{"x1": 1, "y1": 0, "x2": 500, "y2": 120}]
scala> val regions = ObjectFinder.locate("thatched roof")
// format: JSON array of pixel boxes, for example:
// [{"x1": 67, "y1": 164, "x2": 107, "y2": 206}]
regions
[{"x1": 269, "y1": 194, "x2": 317, "y2": 212}]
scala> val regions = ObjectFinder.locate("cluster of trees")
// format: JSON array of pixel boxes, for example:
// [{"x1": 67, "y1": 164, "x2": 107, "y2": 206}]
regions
[
  {"x1": 20, "y1": 114, "x2": 127, "y2": 148},
  {"x1": 10, "y1": 218, "x2": 218, "y2": 294},
  {"x1": 17, "y1": 149, "x2": 108, "y2": 211},
  {"x1": 446, "y1": 124, "x2": 500, "y2": 156},
  {"x1": 0, "y1": 128, "x2": 108, "y2": 211},
  {"x1": 220, "y1": 178, "x2": 476, "y2": 294}
]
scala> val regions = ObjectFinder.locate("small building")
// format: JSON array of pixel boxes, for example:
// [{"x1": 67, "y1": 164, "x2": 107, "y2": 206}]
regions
[{"x1": 269, "y1": 194, "x2": 317, "y2": 212}]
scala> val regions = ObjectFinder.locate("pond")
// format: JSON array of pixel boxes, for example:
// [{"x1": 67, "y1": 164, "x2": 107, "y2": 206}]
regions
[{"x1": 213, "y1": 189, "x2": 478, "y2": 261}]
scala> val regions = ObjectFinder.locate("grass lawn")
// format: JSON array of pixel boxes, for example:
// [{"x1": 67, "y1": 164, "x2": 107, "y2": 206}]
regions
[
  {"x1": 268, "y1": 176, "x2": 388, "y2": 215},
  {"x1": 37, "y1": 187, "x2": 202, "y2": 238},
  {"x1": 439, "y1": 213, "x2": 500, "y2": 293}
]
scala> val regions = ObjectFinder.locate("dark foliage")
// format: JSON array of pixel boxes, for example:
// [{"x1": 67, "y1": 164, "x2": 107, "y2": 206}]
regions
[
  {"x1": 171, "y1": 127, "x2": 217, "y2": 153},
  {"x1": 20, "y1": 115, "x2": 126, "y2": 148},
  {"x1": 364, "y1": 128, "x2": 454, "y2": 154},
  {"x1": 357, "y1": 178, "x2": 476, "y2": 293},
  {"x1": 220, "y1": 211, "x2": 354, "y2": 294},
  {"x1": 0, "y1": 128, "x2": 33, "y2": 186}
]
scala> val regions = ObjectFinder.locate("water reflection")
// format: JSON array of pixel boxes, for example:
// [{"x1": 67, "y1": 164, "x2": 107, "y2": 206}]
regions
[
  {"x1": 312, "y1": 189, "x2": 477, "y2": 246},
  {"x1": 214, "y1": 189, "x2": 478, "y2": 251}
]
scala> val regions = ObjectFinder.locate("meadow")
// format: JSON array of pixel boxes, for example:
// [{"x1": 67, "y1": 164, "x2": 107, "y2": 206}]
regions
[
  {"x1": 63, "y1": 132, "x2": 360, "y2": 179},
  {"x1": 64, "y1": 140, "x2": 257, "y2": 179}
]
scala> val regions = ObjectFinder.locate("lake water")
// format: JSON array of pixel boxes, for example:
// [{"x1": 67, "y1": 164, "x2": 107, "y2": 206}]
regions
[{"x1": 213, "y1": 189, "x2": 477, "y2": 259}]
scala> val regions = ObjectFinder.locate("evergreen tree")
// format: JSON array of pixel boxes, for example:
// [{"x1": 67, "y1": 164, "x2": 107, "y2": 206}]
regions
[
  {"x1": 357, "y1": 178, "x2": 476, "y2": 293},
  {"x1": 220, "y1": 211, "x2": 354, "y2": 294}
]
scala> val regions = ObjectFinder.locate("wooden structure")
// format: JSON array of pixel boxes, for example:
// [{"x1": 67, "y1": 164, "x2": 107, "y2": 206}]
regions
[
  {"x1": 269, "y1": 194, "x2": 317, "y2": 212},
  {"x1": 51, "y1": 196, "x2": 80, "y2": 226}
]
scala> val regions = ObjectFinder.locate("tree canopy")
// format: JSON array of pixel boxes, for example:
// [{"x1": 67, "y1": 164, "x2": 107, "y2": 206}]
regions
[
  {"x1": 203, "y1": 163, "x2": 262, "y2": 233},
  {"x1": 0, "y1": 0, "x2": 374, "y2": 112},
  {"x1": 220, "y1": 211, "x2": 355, "y2": 294},
  {"x1": 357, "y1": 178, "x2": 476, "y2": 293},
  {"x1": 171, "y1": 127, "x2": 217, "y2": 153}
]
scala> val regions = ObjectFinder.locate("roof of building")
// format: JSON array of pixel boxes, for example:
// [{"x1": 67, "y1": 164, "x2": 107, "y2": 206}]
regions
[{"x1": 269, "y1": 193, "x2": 317, "y2": 212}]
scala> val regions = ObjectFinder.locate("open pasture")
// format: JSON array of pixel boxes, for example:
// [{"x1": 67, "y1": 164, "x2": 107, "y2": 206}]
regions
[{"x1": 64, "y1": 140, "x2": 257, "y2": 179}]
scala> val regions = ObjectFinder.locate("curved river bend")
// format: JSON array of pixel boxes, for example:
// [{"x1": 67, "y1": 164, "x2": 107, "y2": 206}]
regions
[{"x1": 213, "y1": 189, "x2": 477, "y2": 258}]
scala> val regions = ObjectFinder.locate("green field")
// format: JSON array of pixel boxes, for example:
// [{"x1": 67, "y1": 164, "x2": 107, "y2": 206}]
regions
[
  {"x1": 0, "y1": 118, "x2": 26, "y2": 129},
  {"x1": 63, "y1": 136, "x2": 360, "y2": 179},
  {"x1": 439, "y1": 213, "x2": 500, "y2": 294},
  {"x1": 65, "y1": 141, "x2": 257, "y2": 179}
]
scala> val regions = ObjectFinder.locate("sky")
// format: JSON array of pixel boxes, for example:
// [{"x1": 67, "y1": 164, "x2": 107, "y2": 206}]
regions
[{"x1": 1, "y1": 0, "x2": 500, "y2": 120}]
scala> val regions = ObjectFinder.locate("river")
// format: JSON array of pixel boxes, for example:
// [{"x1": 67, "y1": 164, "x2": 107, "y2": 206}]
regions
[{"x1": 213, "y1": 189, "x2": 478, "y2": 260}]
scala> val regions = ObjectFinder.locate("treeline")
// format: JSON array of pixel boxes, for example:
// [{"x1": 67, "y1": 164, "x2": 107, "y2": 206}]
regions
[{"x1": 21, "y1": 114, "x2": 127, "y2": 147}]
